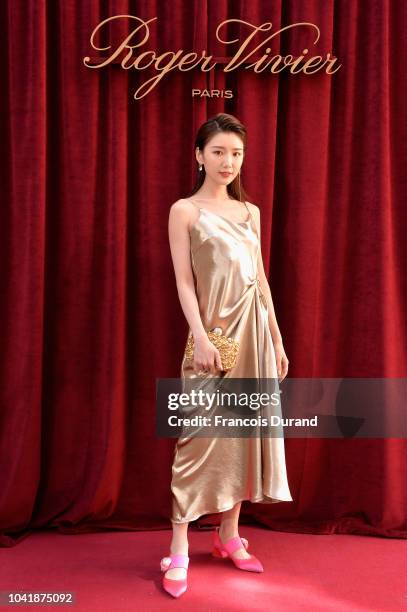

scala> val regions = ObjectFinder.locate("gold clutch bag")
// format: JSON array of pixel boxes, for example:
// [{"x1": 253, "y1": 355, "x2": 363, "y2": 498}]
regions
[{"x1": 184, "y1": 327, "x2": 239, "y2": 372}]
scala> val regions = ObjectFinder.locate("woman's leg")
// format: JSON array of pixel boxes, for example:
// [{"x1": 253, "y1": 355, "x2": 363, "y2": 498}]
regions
[
  {"x1": 219, "y1": 501, "x2": 251, "y2": 559},
  {"x1": 165, "y1": 520, "x2": 189, "y2": 579}
]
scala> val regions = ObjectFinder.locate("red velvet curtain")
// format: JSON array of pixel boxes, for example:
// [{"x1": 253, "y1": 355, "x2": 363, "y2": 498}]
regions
[{"x1": 1, "y1": 1, "x2": 406, "y2": 547}]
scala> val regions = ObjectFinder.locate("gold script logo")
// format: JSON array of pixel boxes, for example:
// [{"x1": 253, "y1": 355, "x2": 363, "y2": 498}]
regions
[{"x1": 83, "y1": 15, "x2": 342, "y2": 100}]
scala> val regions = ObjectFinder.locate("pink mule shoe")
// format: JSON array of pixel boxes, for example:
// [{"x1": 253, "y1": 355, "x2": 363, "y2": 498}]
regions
[
  {"x1": 211, "y1": 527, "x2": 264, "y2": 573},
  {"x1": 160, "y1": 553, "x2": 189, "y2": 598}
]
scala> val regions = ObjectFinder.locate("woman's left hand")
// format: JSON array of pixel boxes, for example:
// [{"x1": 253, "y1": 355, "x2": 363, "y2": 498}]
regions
[{"x1": 273, "y1": 340, "x2": 289, "y2": 381}]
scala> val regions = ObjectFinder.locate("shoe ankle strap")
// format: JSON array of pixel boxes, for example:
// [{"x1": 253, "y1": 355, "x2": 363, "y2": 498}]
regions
[
  {"x1": 168, "y1": 553, "x2": 189, "y2": 569},
  {"x1": 223, "y1": 536, "x2": 245, "y2": 555}
]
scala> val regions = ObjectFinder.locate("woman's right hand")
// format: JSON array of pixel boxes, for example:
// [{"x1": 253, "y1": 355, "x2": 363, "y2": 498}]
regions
[{"x1": 193, "y1": 335, "x2": 222, "y2": 375}]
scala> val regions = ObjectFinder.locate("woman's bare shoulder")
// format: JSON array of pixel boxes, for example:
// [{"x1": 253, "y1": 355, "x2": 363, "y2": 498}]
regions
[
  {"x1": 168, "y1": 199, "x2": 200, "y2": 235},
  {"x1": 169, "y1": 198, "x2": 195, "y2": 219},
  {"x1": 245, "y1": 200, "x2": 260, "y2": 217}
]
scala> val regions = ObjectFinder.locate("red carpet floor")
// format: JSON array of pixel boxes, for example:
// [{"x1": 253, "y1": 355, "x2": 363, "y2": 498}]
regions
[{"x1": 1, "y1": 526, "x2": 406, "y2": 611}]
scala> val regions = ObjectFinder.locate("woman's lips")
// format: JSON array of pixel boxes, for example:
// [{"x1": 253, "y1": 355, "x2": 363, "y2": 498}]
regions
[{"x1": 219, "y1": 172, "x2": 233, "y2": 177}]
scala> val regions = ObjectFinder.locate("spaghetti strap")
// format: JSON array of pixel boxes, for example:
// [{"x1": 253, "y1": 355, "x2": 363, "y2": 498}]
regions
[
  {"x1": 244, "y1": 201, "x2": 260, "y2": 239},
  {"x1": 243, "y1": 200, "x2": 253, "y2": 223},
  {"x1": 184, "y1": 197, "x2": 201, "y2": 211}
]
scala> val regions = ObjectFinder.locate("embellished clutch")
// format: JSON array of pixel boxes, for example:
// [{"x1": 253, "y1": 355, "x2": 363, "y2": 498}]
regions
[{"x1": 184, "y1": 327, "x2": 239, "y2": 372}]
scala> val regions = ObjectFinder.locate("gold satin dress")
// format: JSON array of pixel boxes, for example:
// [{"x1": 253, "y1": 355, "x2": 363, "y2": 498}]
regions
[{"x1": 171, "y1": 199, "x2": 293, "y2": 523}]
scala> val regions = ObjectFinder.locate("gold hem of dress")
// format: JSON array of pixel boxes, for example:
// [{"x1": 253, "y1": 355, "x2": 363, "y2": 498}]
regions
[{"x1": 171, "y1": 492, "x2": 294, "y2": 524}]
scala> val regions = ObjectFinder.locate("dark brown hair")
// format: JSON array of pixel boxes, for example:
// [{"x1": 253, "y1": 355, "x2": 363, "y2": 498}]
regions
[{"x1": 186, "y1": 113, "x2": 252, "y2": 203}]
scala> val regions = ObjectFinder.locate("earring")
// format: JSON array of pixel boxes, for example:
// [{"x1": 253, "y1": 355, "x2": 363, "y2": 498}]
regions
[{"x1": 199, "y1": 164, "x2": 203, "y2": 171}]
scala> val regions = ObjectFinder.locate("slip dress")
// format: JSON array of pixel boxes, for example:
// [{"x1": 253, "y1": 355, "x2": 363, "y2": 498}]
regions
[{"x1": 170, "y1": 198, "x2": 293, "y2": 523}]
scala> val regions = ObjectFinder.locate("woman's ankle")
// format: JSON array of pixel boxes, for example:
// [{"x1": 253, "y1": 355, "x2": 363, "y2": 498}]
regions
[
  {"x1": 170, "y1": 539, "x2": 189, "y2": 555},
  {"x1": 219, "y1": 523, "x2": 239, "y2": 541}
]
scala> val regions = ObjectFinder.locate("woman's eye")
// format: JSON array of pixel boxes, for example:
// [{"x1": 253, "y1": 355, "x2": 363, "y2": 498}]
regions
[{"x1": 213, "y1": 151, "x2": 242, "y2": 156}]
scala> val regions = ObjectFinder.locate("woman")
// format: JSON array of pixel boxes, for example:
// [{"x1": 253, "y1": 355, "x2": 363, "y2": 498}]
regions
[{"x1": 163, "y1": 113, "x2": 293, "y2": 598}]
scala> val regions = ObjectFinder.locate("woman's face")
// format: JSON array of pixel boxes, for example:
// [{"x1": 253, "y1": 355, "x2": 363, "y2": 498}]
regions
[{"x1": 196, "y1": 132, "x2": 244, "y2": 186}]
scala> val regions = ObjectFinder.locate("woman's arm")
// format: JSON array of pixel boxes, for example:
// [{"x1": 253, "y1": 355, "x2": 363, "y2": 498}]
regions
[
  {"x1": 249, "y1": 203, "x2": 289, "y2": 380},
  {"x1": 168, "y1": 200, "x2": 222, "y2": 374},
  {"x1": 168, "y1": 200, "x2": 207, "y2": 341},
  {"x1": 249, "y1": 204, "x2": 282, "y2": 344}
]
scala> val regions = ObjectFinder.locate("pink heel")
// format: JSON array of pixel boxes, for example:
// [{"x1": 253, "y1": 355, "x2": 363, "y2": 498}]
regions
[
  {"x1": 211, "y1": 528, "x2": 263, "y2": 573},
  {"x1": 160, "y1": 553, "x2": 189, "y2": 598},
  {"x1": 212, "y1": 533, "x2": 248, "y2": 557},
  {"x1": 212, "y1": 545, "x2": 228, "y2": 558}
]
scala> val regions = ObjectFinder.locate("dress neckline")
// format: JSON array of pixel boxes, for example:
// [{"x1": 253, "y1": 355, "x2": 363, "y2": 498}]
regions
[
  {"x1": 186, "y1": 198, "x2": 251, "y2": 225},
  {"x1": 199, "y1": 207, "x2": 251, "y2": 226}
]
